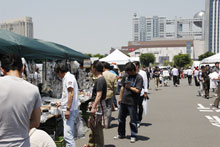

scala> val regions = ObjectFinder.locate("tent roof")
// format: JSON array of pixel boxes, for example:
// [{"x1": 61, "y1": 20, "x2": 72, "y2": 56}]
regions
[
  {"x1": 0, "y1": 29, "x2": 89, "y2": 61},
  {"x1": 99, "y1": 49, "x2": 130, "y2": 65},
  {"x1": 201, "y1": 53, "x2": 220, "y2": 64}
]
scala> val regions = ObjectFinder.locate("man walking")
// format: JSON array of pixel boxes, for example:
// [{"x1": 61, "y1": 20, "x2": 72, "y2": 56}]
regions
[
  {"x1": 153, "y1": 66, "x2": 160, "y2": 90},
  {"x1": 133, "y1": 61, "x2": 148, "y2": 128},
  {"x1": 202, "y1": 65, "x2": 211, "y2": 99},
  {"x1": 114, "y1": 62, "x2": 143, "y2": 143},
  {"x1": 102, "y1": 62, "x2": 117, "y2": 128},
  {"x1": 186, "y1": 67, "x2": 193, "y2": 85},
  {"x1": 0, "y1": 54, "x2": 41, "y2": 146},
  {"x1": 55, "y1": 63, "x2": 79, "y2": 147},
  {"x1": 171, "y1": 65, "x2": 179, "y2": 87}
]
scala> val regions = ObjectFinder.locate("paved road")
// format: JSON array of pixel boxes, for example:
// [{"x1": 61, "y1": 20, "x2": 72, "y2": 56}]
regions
[{"x1": 76, "y1": 78, "x2": 220, "y2": 147}]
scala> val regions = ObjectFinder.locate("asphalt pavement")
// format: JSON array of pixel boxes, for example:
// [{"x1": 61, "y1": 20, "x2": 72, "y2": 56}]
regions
[{"x1": 76, "y1": 78, "x2": 220, "y2": 147}]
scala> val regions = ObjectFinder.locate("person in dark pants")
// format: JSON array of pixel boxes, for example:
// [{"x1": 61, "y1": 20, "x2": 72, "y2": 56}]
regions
[
  {"x1": 186, "y1": 67, "x2": 193, "y2": 85},
  {"x1": 171, "y1": 65, "x2": 179, "y2": 87},
  {"x1": 114, "y1": 62, "x2": 143, "y2": 143},
  {"x1": 202, "y1": 65, "x2": 211, "y2": 99},
  {"x1": 133, "y1": 61, "x2": 148, "y2": 128}
]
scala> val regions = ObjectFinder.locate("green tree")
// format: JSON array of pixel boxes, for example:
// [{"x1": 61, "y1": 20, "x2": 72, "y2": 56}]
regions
[
  {"x1": 173, "y1": 54, "x2": 192, "y2": 68},
  {"x1": 163, "y1": 60, "x2": 174, "y2": 67},
  {"x1": 198, "y1": 51, "x2": 215, "y2": 61},
  {"x1": 140, "y1": 53, "x2": 155, "y2": 67},
  {"x1": 85, "y1": 53, "x2": 92, "y2": 57},
  {"x1": 93, "y1": 54, "x2": 106, "y2": 59}
]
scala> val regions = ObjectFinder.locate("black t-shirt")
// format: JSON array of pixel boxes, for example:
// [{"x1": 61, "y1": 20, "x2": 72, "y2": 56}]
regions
[
  {"x1": 153, "y1": 69, "x2": 160, "y2": 77},
  {"x1": 121, "y1": 73, "x2": 143, "y2": 105},
  {"x1": 202, "y1": 71, "x2": 210, "y2": 82},
  {"x1": 92, "y1": 76, "x2": 107, "y2": 101}
]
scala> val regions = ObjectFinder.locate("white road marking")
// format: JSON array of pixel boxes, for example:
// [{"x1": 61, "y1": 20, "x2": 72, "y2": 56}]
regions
[
  {"x1": 213, "y1": 116, "x2": 220, "y2": 123},
  {"x1": 205, "y1": 116, "x2": 213, "y2": 120},
  {"x1": 199, "y1": 110, "x2": 214, "y2": 112},
  {"x1": 205, "y1": 116, "x2": 220, "y2": 127},
  {"x1": 197, "y1": 104, "x2": 210, "y2": 109}
]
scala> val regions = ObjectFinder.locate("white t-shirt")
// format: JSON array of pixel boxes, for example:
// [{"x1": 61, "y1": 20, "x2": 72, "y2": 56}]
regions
[
  {"x1": 29, "y1": 128, "x2": 56, "y2": 147},
  {"x1": 138, "y1": 70, "x2": 148, "y2": 96},
  {"x1": 61, "y1": 72, "x2": 79, "y2": 111},
  {"x1": 194, "y1": 70, "x2": 199, "y2": 76},
  {"x1": 187, "y1": 69, "x2": 193, "y2": 76},
  {"x1": 163, "y1": 70, "x2": 170, "y2": 77},
  {"x1": 0, "y1": 75, "x2": 42, "y2": 147},
  {"x1": 172, "y1": 68, "x2": 179, "y2": 76}
]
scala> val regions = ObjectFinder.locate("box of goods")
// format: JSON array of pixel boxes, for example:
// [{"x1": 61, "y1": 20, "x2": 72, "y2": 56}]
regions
[{"x1": 55, "y1": 136, "x2": 65, "y2": 147}]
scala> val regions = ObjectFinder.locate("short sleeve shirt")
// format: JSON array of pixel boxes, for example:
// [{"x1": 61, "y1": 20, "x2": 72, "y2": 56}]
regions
[
  {"x1": 61, "y1": 72, "x2": 79, "y2": 111},
  {"x1": 0, "y1": 75, "x2": 42, "y2": 146},
  {"x1": 92, "y1": 76, "x2": 107, "y2": 101},
  {"x1": 121, "y1": 73, "x2": 143, "y2": 105}
]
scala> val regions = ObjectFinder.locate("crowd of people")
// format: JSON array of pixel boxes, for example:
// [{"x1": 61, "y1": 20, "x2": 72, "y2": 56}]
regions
[{"x1": 2, "y1": 53, "x2": 220, "y2": 147}]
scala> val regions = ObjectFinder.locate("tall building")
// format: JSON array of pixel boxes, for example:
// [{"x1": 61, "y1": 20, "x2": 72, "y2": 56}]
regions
[
  {"x1": 205, "y1": 0, "x2": 220, "y2": 53},
  {"x1": 133, "y1": 14, "x2": 166, "y2": 41},
  {"x1": 132, "y1": 14, "x2": 203, "y2": 42},
  {"x1": 0, "y1": 17, "x2": 33, "y2": 38}
]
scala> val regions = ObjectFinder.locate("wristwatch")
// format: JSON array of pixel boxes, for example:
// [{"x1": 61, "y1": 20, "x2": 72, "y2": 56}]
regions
[{"x1": 66, "y1": 107, "x2": 70, "y2": 111}]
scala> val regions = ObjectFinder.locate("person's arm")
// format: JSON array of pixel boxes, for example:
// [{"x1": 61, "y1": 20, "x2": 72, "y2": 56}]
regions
[
  {"x1": 91, "y1": 91, "x2": 102, "y2": 115},
  {"x1": 113, "y1": 76, "x2": 117, "y2": 95},
  {"x1": 30, "y1": 108, "x2": 41, "y2": 129},
  {"x1": 65, "y1": 87, "x2": 74, "y2": 119},
  {"x1": 125, "y1": 76, "x2": 142, "y2": 94},
  {"x1": 118, "y1": 86, "x2": 124, "y2": 105}
]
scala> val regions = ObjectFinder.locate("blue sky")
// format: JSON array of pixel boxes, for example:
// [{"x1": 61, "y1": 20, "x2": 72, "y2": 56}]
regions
[{"x1": 0, "y1": 0, "x2": 205, "y2": 54}]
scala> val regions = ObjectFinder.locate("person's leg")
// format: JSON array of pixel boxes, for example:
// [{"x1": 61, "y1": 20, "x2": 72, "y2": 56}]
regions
[
  {"x1": 127, "y1": 105, "x2": 138, "y2": 138},
  {"x1": 62, "y1": 110, "x2": 77, "y2": 147},
  {"x1": 105, "y1": 98, "x2": 113, "y2": 128},
  {"x1": 118, "y1": 103, "x2": 128, "y2": 137},
  {"x1": 112, "y1": 95, "x2": 118, "y2": 109},
  {"x1": 137, "y1": 96, "x2": 144, "y2": 124},
  {"x1": 94, "y1": 121, "x2": 104, "y2": 147}
]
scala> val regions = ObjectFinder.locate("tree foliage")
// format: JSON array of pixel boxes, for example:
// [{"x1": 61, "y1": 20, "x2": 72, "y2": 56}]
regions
[
  {"x1": 198, "y1": 51, "x2": 215, "y2": 61},
  {"x1": 93, "y1": 54, "x2": 106, "y2": 59},
  {"x1": 173, "y1": 54, "x2": 192, "y2": 68},
  {"x1": 85, "y1": 53, "x2": 106, "y2": 58},
  {"x1": 163, "y1": 60, "x2": 173, "y2": 67},
  {"x1": 139, "y1": 53, "x2": 155, "y2": 67}
]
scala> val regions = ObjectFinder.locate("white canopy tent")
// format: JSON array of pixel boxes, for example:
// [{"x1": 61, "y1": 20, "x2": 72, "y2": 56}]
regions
[
  {"x1": 99, "y1": 49, "x2": 130, "y2": 65},
  {"x1": 201, "y1": 53, "x2": 220, "y2": 64}
]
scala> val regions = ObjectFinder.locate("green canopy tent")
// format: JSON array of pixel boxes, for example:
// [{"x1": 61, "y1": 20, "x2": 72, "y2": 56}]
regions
[
  {"x1": 0, "y1": 29, "x2": 68, "y2": 60},
  {"x1": 36, "y1": 40, "x2": 89, "y2": 62}
]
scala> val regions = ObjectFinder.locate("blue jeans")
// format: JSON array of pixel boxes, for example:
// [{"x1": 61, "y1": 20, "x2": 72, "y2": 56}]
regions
[
  {"x1": 61, "y1": 110, "x2": 78, "y2": 147},
  {"x1": 118, "y1": 103, "x2": 138, "y2": 138}
]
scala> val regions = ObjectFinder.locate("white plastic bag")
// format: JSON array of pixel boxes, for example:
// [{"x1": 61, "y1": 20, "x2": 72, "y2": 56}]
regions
[{"x1": 142, "y1": 99, "x2": 148, "y2": 116}]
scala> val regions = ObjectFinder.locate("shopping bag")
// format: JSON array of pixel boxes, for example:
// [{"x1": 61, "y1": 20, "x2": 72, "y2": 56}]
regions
[{"x1": 142, "y1": 99, "x2": 148, "y2": 116}]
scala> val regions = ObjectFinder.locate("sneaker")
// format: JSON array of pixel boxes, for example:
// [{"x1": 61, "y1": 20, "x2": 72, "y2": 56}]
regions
[
  {"x1": 137, "y1": 122, "x2": 140, "y2": 128},
  {"x1": 114, "y1": 107, "x2": 118, "y2": 111},
  {"x1": 114, "y1": 135, "x2": 125, "y2": 140},
  {"x1": 130, "y1": 137, "x2": 136, "y2": 143}
]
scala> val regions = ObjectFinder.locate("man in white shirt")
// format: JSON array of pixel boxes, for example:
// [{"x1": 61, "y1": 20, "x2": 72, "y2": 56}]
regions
[
  {"x1": 55, "y1": 63, "x2": 79, "y2": 147},
  {"x1": 133, "y1": 61, "x2": 148, "y2": 128},
  {"x1": 186, "y1": 67, "x2": 193, "y2": 85},
  {"x1": 171, "y1": 65, "x2": 179, "y2": 87}
]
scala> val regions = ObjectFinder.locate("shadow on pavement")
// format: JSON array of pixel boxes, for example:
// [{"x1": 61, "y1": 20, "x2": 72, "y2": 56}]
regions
[
  {"x1": 105, "y1": 145, "x2": 116, "y2": 147},
  {"x1": 140, "y1": 123, "x2": 152, "y2": 127},
  {"x1": 110, "y1": 123, "x2": 119, "y2": 128},
  {"x1": 137, "y1": 135, "x2": 150, "y2": 141},
  {"x1": 124, "y1": 135, "x2": 150, "y2": 141}
]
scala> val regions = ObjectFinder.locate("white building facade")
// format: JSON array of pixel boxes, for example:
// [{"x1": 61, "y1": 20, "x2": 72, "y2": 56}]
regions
[
  {"x1": 0, "y1": 17, "x2": 33, "y2": 38},
  {"x1": 132, "y1": 14, "x2": 203, "y2": 42}
]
